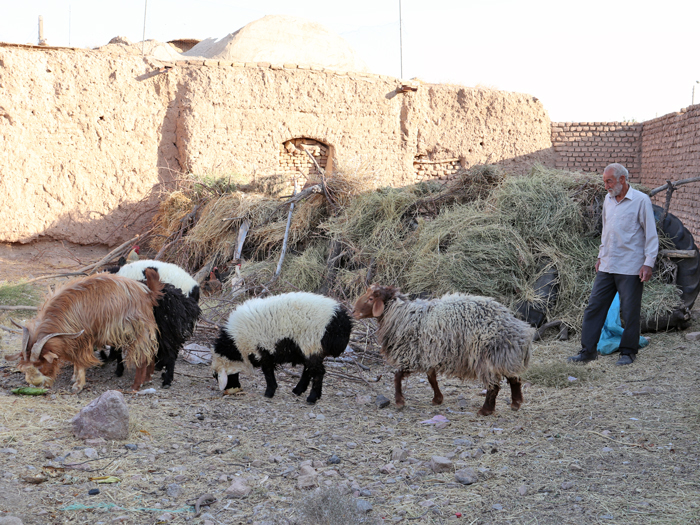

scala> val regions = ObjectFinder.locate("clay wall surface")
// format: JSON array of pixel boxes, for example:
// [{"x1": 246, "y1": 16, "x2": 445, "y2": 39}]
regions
[
  {"x1": 0, "y1": 46, "x2": 180, "y2": 245},
  {"x1": 640, "y1": 106, "x2": 700, "y2": 239},
  {"x1": 550, "y1": 122, "x2": 643, "y2": 180},
  {"x1": 1, "y1": 47, "x2": 554, "y2": 245}
]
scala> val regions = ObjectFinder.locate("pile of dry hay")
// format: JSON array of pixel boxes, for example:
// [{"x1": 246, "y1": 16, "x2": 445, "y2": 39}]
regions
[{"x1": 148, "y1": 164, "x2": 682, "y2": 331}]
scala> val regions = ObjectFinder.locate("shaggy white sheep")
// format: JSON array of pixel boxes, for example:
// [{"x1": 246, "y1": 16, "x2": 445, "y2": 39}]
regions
[{"x1": 354, "y1": 284, "x2": 534, "y2": 415}]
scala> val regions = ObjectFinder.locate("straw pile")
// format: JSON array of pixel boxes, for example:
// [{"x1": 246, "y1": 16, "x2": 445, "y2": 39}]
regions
[{"x1": 149, "y1": 164, "x2": 683, "y2": 332}]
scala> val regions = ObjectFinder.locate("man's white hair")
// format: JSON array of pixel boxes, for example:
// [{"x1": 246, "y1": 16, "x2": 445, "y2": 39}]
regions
[{"x1": 604, "y1": 163, "x2": 628, "y2": 181}]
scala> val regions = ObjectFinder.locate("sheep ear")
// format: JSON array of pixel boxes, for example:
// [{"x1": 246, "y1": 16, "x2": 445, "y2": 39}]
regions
[
  {"x1": 4, "y1": 353, "x2": 22, "y2": 362},
  {"x1": 44, "y1": 352, "x2": 59, "y2": 363},
  {"x1": 372, "y1": 297, "x2": 385, "y2": 317}
]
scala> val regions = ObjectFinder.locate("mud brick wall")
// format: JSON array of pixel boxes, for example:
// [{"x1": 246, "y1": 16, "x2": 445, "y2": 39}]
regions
[
  {"x1": 640, "y1": 106, "x2": 700, "y2": 240},
  {"x1": 551, "y1": 122, "x2": 643, "y2": 181}
]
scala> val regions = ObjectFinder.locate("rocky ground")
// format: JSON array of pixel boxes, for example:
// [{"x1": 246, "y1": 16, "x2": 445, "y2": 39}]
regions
[{"x1": 1, "y1": 241, "x2": 699, "y2": 525}]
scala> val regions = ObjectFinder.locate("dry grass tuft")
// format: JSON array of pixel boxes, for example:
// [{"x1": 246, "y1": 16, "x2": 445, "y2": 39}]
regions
[{"x1": 294, "y1": 487, "x2": 371, "y2": 525}]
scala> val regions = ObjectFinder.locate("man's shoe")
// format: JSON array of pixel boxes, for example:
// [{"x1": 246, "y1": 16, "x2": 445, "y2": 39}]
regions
[
  {"x1": 567, "y1": 351, "x2": 597, "y2": 363},
  {"x1": 615, "y1": 354, "x2": 635, "y2": 366}
]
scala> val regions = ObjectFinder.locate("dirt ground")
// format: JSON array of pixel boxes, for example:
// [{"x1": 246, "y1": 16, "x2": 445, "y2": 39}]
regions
[{"x1": 1, "y1": 241, "x2": 699, "y2": 525}]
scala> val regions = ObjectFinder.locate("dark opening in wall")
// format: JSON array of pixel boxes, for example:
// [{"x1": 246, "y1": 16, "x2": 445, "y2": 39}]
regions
[{"x1": 278, "y1": 138, "x2": 332, "y2": 186}]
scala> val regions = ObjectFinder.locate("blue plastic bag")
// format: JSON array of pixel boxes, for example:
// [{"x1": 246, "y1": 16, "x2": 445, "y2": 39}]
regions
[{"x1": 597, "y1": 293, "x2": 649, "y2": 355}]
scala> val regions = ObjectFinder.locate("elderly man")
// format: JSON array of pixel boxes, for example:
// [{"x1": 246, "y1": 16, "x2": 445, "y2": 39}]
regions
[{"x1": 568, "y1": 163, "x2": 658, "y2": 366}]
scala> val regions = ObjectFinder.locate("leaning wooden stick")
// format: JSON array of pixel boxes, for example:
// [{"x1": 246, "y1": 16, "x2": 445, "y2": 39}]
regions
[
  {"x1": 0, "y1": 305, "x2": 38, "y2": 311},
  {"x1": 79, "y1": 235, "x2": 140, "y2": 273}
]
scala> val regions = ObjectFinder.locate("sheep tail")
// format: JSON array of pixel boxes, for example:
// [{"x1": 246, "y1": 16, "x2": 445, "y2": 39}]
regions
[{"x1": 143, "y1": 268, "x2": 165, "y2": 306}]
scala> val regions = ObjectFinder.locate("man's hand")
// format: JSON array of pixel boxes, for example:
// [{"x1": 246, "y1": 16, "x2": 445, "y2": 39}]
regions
[
  {"x1": 595, "y1": 259, "x2": 601, "y2": 272},
  {"x1": 639, "y1": 265, "x2": 652, "y2": 282}
]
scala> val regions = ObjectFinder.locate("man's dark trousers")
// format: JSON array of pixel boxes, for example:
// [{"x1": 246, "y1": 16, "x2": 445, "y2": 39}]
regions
[{"x1": 581, "y1": 271, "x2": 644, "y2": 357}]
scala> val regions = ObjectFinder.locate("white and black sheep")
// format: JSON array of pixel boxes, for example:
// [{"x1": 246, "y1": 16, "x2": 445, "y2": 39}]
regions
[
  {"x1": 354, "y1": 284, "x2": 534, "y2": 416},
  {"x1": 105, "y1": 260, "x2": 201, "y2": 387},
  {"x1": 211, "y1": 292, "x2": 353, "y2": 404}
]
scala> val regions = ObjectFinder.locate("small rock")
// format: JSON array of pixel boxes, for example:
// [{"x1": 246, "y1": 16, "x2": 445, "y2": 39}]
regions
[
  {"x1": 380, "y1": 463, "x2": 395, "y2": 474},
  {"x1": 685, "y1": 331, "x2": 700, "y2": 342},
  {"x1": 518, "y1": 485, "x2": 528, "y2": 496},
  {"x1": 356, "y1": 499, "x2": 373, "y2": 513},
  {"x1": 419, "y1": 499, "x2": 435, "y2": 507},
  {"x1": 0, "y1": 517, "x2": 23, "y2": 525},
  {"x1": 455, "y1": 468, "x2": 478, "y2": 485},
  {"x1": 156, "y1": 513, "x2": 174, "y2": 522},
  {"x1": 492, "y1": 504, "x2": 503, "y2": 511},
  {"x1": 218, "y1": 474, "x2": 228, "y2": 483},
  {"x1": 83, "y1": 448, "x2": 98, "y2": 459},
  {"x1": 71, "y1": 390, "x2": 129, "y2": 441},
  {"x1": 0, "y1": 449, "x2": 17, "y2": 454},
  {"x1": 316, "y1": 414, "x2": 325, "y2": 421},
  {"x1": 359, "y1": 488, "x2": 371, "y2": 497},
  {"x1": 165, "y1": 483, "x2": 182, "y2": 498},
  {"x1": 391, "y1": 448, "x2": 408, "y2": 462},
  {"x1": 88, "y1": 488, "x2": 100, "y2": 496},
  {"x1": 312, "y1": 460, "x2": 324, "y2": 469},
  {"x1": 471, "y1": 448, "x2": 484, "y2": 459},
  {"x1": 561, "y1": 481, "x2": 575, "y2": 490},
  {"x1": 226, "y1": 479, "x2": 251, "y2": 498},
  {"x1": 327, "y1": 454, "x2": 341, "y2": 465},
  {"x1": 270, "y1": 455, "x2": 284, "y2": 463},
  {"x1": 356, "y1": 395, "x2": 372, "y2": 405},
  {"x1": 111, "y1": 517, "x2": 129, "y2": 523},
  {"x1": 570, "y1": 463, "x2": 583, "y2": 471},
  {"x1": 453, "y1": 438, "x2": 472, "y2": 447},
  {"x1": 346, "y1": 442, "x2": 357, "y2": 449},
  {"x1": 297, "y1": 474, "x2": 317, "y2": 490},
  {"x1": 601, "y1": 447, "x2": 613, "y2": 452},
  {"x1": 429, "y1": 456, "x2": 453, "y2": 473},
  {"x1": 375, "y1": 395, "x2": 391, "y2": 408},
  {"x1": 299, "y1": 465, "x2": 317, "y2": 477},
  {"x1": 124, "y1": 444, "x2": 137, "y2": 451}
]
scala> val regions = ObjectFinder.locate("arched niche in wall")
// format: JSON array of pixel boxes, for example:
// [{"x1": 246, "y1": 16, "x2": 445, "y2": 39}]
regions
[{"x1": 278, "y1": 138, "x2": 333, "y2": 185}]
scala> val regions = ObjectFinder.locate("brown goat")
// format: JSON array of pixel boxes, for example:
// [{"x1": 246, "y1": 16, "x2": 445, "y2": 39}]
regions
[{"x1": 7, "y1": 269, "x2": 164, "y2": 393}]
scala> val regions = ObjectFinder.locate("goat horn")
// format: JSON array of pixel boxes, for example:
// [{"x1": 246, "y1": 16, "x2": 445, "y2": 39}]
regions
[
  {"x1": 21, "y1": 327, "x2": 30, "y2": 361},
  {"x1": 29, "y1": 330, "x2": 85, "y2": 362},
  {"x1": 9, "y1": 318, "x2": 24, "y2": 329}
]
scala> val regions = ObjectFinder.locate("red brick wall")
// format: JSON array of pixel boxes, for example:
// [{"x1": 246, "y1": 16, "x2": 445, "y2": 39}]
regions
[
  {"x1": 550, "y1": 122, "x2": 643, "y2": 181},
  {"x1": 550, "y1": 112, "x2": 700, "y2": 241},
  {"x1": 639, "y1": 106, "x2": 700, "y2": 241}
]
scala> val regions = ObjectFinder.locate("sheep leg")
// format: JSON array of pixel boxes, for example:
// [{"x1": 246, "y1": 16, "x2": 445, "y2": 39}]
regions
[
  {"x1": 292, "y1": 367, "x2": 312, "y2": 396},
  {"x1": 478, "y1": 384, "x2": 500, "y2": 416},
  {"x1": 114, "y1": 348, "x2": 125, "y2": 377},
  {"x1": 507, "y1": 376, "x2": 523, "y2": 410},
  {"x1": 71, "y1": 368, "x2": 86, "y2": 393},
  {"x1": 394, "y1": 370, "x2": 410, "y2": 408},
  {"x1": 426, "y1": 369, "x2": 443, "y2": 405},
  {"x1": 261, "y1": 364, "x2": 278, "y2": 398},
  {"x1": 305, "y1": 356, "x2": 326, "y2": 404},
  {"x1": 160, "y1": 359, "x2": 175, "y2": 388}
]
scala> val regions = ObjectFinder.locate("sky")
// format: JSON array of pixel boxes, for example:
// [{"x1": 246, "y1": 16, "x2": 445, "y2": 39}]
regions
[{"x1": 2, "y1": 0, "x2": 699, "y2": 123}]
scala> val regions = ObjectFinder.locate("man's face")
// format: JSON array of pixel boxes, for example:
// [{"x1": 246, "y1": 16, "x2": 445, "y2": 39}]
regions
[{"x1": 603, "y1": 170, "x2": 624, "y2": 197}]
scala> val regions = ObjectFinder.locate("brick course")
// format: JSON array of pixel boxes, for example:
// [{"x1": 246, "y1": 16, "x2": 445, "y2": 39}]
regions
[{"x1": 552, "y1": 105, "x2": 700, "y2": 241}]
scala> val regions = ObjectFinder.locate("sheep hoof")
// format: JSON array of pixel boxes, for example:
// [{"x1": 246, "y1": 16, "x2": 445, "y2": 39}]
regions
[
  {"x1": 431, "y1": 397, "x2": 444, "y2": 406},
  {"x1": 510, "y1": 401, "x2": 522, "y2": 411},
  {"x1": 161, "y1": 384, "x2": 171, "y2": 389},
  {"x1": 71, "y1": 384, "x2": 84, "y2": 394},
  {"x1": 264, "y1": 391, "x2": 275, "y2": 398},
  {"x1": 395, "y1": 400, "x2": 405, "y2": 409},
  {"x1": 291, "y1": 388, "x2": 303, "y2": 396},
  {"x1": 477, "y1": 408, "x2": 494, "y2": 416}
]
